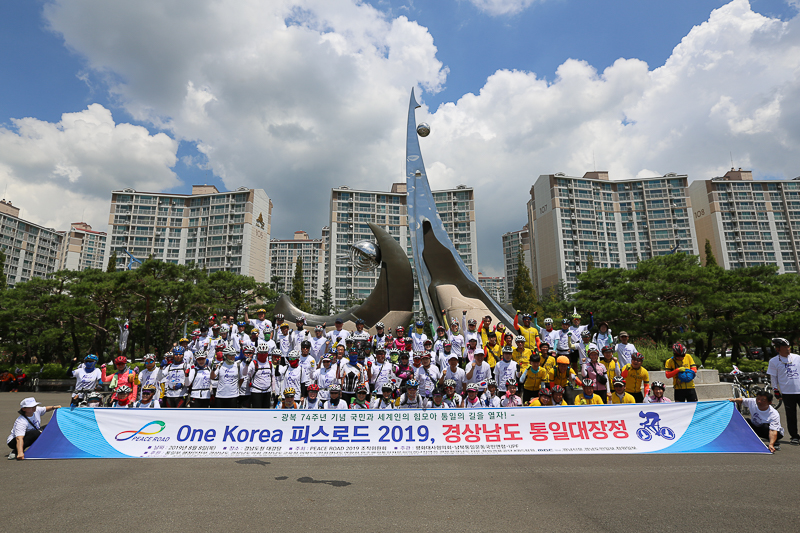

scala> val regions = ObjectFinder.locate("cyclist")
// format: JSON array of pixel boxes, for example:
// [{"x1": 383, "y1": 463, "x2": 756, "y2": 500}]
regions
[
  {"x1": 248, "y1": 344, "x2": 276, "y2": 409},
  {"x1": 410, "y1": 319, "x2": 429, "y2": 352},
  {"x1": 110, "y1": 385, "x2": 133, "y2": 408},
  {"x1": 665, "y1": 343, "x2": 698, "y2": 402},
  {"x1": 729, "y1": 390, "x2": 784, "y2": 452},
  {"x1": 291, "y1": 316, "x2": 311, "y2": 352},
  {"x1": 162, "y1": 347, "x2": 190, "y2": 408},
  {"x1": 68, "y1": 354, "x2": 102, "y2": 406},
  {"x1": 441, "y1": 379, "x2": 462, "y2": 408},
  {"x1": 392, "y1": 326, "x2": 407, "y2": 352},
  {"x1": 323, "y1": 384, "x2": 349, "y2": 410},
  {"x1": 568, "y1": 310, "x2": 593, "y2": 371},
  {"x1": 549, "y1": 355, "x2": 579, "y2": 404},
  {"x1": 550, "y1": 385, "x2": 568, "y2": 406},
  {"x1": 440, "y1": 353, "x2": 467, "y2": 395},
  {"x1": 338, "y1": 348, "x2": 366, "y2": 404},
  {"x1": 501, "y1": 378, "x2": 523, "y2": 407},
  {"x1": 574, "y1": 378, "x2": 603, "y2": 405},
  {"x1": 538, "y1": 343, "x2": 556, "y2": 372},
  {"x1": 300, "y1": 384, "x2": 323, "y2": 409},
  {"x1": 582, "y1": 344, "x2": 609, "y2": 403},
  {"x1": 277, "y1": 388, "x2": 298, "y2": 409},
  {"x1": 645, "y1": 381, "x2": 672, "y2": 403},
  {"x1": 394, "y1": 352, "x2": 415, "y2": 391},
  {"x1": 313, "y1": 355, "x2": 338, "y2": 404},
  {"x1": 480, "y1": 379, "x2": 502, "y2": 407},
  {"x1": 461, "y1": 311, "x2": 482, "y2": 349},
  {"x1": 463, "y1": 337, "x2": 479, "y2": 365},
  {"x1": 533, "y1": 316, "x2": 559, "y2": 352},
  {"x1": 766, "y1": 337, "x2": 800, "y2": 446},
  {"x1": 446, "y1": 317, "x2": 465, "y2": 359},
  {"x1": 350, "y1": 384, "x2": 370, "y2": 409},
  {"x1": 370, "y1": 322, "x2": 389, "y2": 352},
  {"x1": 615, "y1": 331, "x2": 637, "y2": 368},
  {"x1": 415, "y1": 352, "x2": 441, "y2": 401},
  {"x1": 371, "y1": 383, "x2": 396, "y2": 409},
  {"x1": 281, "y1": 350, "x2": 310, "y2": 403},
  {"x1": 246, "y1": 307, "x2": 272, "y2": 339},
  {"x1": 102, "y1": 355, "x2": 137, "y2": 405},
  {"x1": 309, "y1": 325, "x2": 328, "y2": 363},
  {"x1": 610, "y1": 377, "x2": 635, "y2": 403},
  {"x1": 577, "y1": 329, "x2": 592, "y2": 368},
  {"x1": 599, "y1": 345, "x2": 621, "y2": 384},
  {"x1": 186, "y1": 352, "x2": 212, "y2": 408},
  {"x1": 520, "y1": 354, "x2": 549, "y2": 404},
  {"x1": 428, "y1": 387, "x2": 446, "y2": 409},
  {"x1": 592, "y1": 321, "x2": 614, "y2": 350},
  {"x1": 85, "y1": 392, "x2": 104, "y2": 408},
  {"x1": 133, "y1": 385, "x2": 160, "y2": 409},
  {"x1": 211, "y1": 346, "x2": 244, "y2": 408},
  {"x1": 482, "y1": 332, "x2": 502, "y2": 369},
  {"x1": 528, "y1": 386, "x2": 552, "y2": 407},
  {"x1": 513, "y1": 311, "x2": 540, "y2": 352},
  {"x1": 621, "y1": 352, "x2": 650, "y2": 403},
  {"x1": 135, "y1": 354, "x2": 163, "y2": 402},
  {"x1": 461, "y1": 382, "x2": 482, "y2": 408},
  {"x1": 495, "y1": 346, "x2": 520, "y2": 398},
  {"x1": 555, "y1": 319, "x2": 574, "y2": 367},
  {"x1": 396, "y1": 379, "x2": 425, "y2": 409},
  {"x1": 512, "y1": 335, "x2": 532, "y2": 368}
]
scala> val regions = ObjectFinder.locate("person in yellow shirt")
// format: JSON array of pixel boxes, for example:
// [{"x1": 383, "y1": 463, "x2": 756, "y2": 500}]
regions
[
  {"x1": 599, "y1": 345, "x2": 620, "y2": 383},
  {"x1": 520, "y1": 354, "x2": 549, "y2": 404},
  {"x1": 621, "y1": 352, "x2": 650, "y2": 403},
  {"x1": 512, "y1": 336, "x2": 532, "y2": 368},
  {"x1": 665, "y1": 343, "x2": 698, "y2": 402},
  {"x1": 550, "y1": 385, "x2": 569, "y2": 406},
  {"x1": 514, "y1": 311, "x2": 540, "y2": 352},
  {"x1": 610, "y1": 377, "x2": 635, "y2": 403},
  {"x1": 549, "y1": 355, "x2": 580, "y2": 404},
  {"x1": 528, "y1": 386, "x2": 552, "y2": 406},
  {"x1": 538, "y1": 343, "x2": 557, "y2": 372},
  {"x1": 574, "y1": 378, "x2": 604, "y2": 405},
  {"x1": 482, "y1": 332, "x2": 502, "y2": 369}
]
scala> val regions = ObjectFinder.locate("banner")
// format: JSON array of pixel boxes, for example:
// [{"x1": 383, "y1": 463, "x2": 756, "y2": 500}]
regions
[{"x1": 25, "y1": 401, "x2": 768, "y2": 459}]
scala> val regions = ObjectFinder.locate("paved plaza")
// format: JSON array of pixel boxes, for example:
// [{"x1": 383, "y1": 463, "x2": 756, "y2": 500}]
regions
[{"x1": 1, "y1": 392, "x2": 795, "y2": 532}]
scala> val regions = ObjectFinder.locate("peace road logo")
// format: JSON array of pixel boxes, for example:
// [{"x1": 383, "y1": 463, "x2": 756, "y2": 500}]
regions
[{"x1": 115, "y1": 421, "x2": 166, "y2": 441}]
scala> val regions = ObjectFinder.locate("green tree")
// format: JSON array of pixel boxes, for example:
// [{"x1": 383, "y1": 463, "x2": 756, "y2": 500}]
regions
[
  {"x1": 312, "y1": 281, "x2": 333, "y2": 315},
  {"x1": 510, "y1": 251, "x2": 537, "y2": 315},
  {"x1": 107, "y1": 250, "x2": 117, "y2": 272},
  {"x1": 291, "y1": 257, "x2": 310, "y2": 312},
  {"x1": 704, "y1": 239, "x2": 718, "y2": 267},
  {"x1": 586, "y1": 252, "x2": 595, "y2": 271},
  {"x1": 0, "y1": 247, "x2": 6, "y2": 289},
  {"x1": 271, "y1": 274, "x2": 285, "y2": 294}
]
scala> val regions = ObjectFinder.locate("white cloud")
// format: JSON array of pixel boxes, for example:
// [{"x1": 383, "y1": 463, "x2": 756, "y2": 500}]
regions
[
  {"x1": 35, "y1": 0, "x2": 800, "y2": 277},
  {"x1": 465, "y1": 0, "x2": 539, "y2": 16},
  {"x1": 0, "y1": 104, "x2": 178, "y2": 231}
]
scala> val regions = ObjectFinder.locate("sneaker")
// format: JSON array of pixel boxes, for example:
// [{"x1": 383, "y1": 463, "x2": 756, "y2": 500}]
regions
[
  {"x1": 7, "y1": 452, "x2": 15, "y2": 460},
  {"x1": 790, "y1": 438, "x2": 800, "y2": 446},
  {"x1": 773, "y1": 444, "x2": 781, "y2": 451}
]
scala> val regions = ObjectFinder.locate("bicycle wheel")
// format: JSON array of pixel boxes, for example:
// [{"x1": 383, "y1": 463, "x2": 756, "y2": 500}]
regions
[
  {"x1": 636, "y1": 428, "x2": 652, "y2": 441},
  {"x1": 658, "y1": 427, "x2": 676, "y2": 440}
]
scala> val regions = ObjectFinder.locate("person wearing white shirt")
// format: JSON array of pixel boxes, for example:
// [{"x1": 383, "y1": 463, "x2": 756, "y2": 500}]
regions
[
  {"x1": 465, "y1": 351, "x2": 492, "y2": 385},
  {"x1": 133, "y1": 385, "x2": 161, "y2": 409},
  {"x1": 186, "y1": 354, "x2": 213, "y2": 408},
  {"x1": 309, "y1": 326, "x2": 329, "y2": 363},
  {"x1": 461, "y1": 311, "x2": 482, "y2": 350},
  {"x1": 323, "y1": 384, "x2": 349, "y2": 409},
  {"x1": 439, "y1": 354, "x2": 467, "y2": 394},
  {"x1": 410, "y1": 319, "x2": 429, "y2": 352},
  {"x1": 415, "y1": 353, "x2": 441, "y2": 400},
  {"x1": 291, "y1": 318, "x2": 311, "y2": 351},
  {"x1": 313, "y1": 356, "x2": 339, "y2": 402},
  {"x1": 326, "y1": 319, "x2": 350, "y2": 352},
  {"x1": 447, "y1": 319, "x2": 465, "y2": 358},
  {"x1": 730, "y1": 391, "x2": 784, "y2": 453},
  {"x1": 366, "y1": 348, "x2": 394, "y2": 394},
  {"x1": 767, "y1": 337, "x2": 800, "y2": 445},
  {"x1": 7, "y1": 397, "x2": 60, "y2": 460},
  {"x1": 246, "y1": 308, "x2": 273, "y2": 340},
  {"x1": 615, "y1": 331, "x2": 637, "y2": 368},
  {"x1": 211, "y1": 348, "x2": 245, "y2": 408},
  {"x1": 494, "y1": 347, "x2": 520, "y2": 395}
]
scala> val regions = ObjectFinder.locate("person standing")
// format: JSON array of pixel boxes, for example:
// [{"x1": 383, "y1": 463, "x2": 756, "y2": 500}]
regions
[
  {"x1": 665, "y1": 343, "x2": 697, "y2": 402},
  {"x1": 767, "y1": 337, "x2": 800, "y2": 445}
]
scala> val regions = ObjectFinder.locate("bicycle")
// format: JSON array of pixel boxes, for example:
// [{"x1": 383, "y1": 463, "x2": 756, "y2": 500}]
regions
[
  {"x1": 636, "y1": 414, "x2": 676, "y2": 441},
  {"x1": 762, "y1": 376, "x2": 783, "y2": 410}
]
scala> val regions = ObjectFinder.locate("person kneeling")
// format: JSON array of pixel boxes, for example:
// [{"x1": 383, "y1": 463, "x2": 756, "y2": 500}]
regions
[
  {"x1": 277, "y1": 388, "x2": 298, "y2": 409},
  {"x1": 610, "y1": 377, "x2": 635, "y2": 404},
  {"x1": 7, "y1": 398, "x2": 61, "y2": 460},
  {"x1": 574, "y1": 378, "x2": 604, "y2": 405},
  {"x1": 730, "y1": 391, "x2": 784, "y2": 453}
]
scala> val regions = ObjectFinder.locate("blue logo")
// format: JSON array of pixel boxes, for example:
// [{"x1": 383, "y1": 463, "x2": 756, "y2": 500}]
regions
[{"x1": 636, "y1": 411, "x2": 675, "y2": 441}]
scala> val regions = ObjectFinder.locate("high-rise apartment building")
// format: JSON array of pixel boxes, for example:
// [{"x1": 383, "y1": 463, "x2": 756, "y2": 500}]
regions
[
  {"x1": 57, "y1": 222, "x2": 107, "y2": 271},
  {"x1": 104, "y1": 185, "x2": 273, "y2": 282},
  {"x1": 478, "y1": 273, "x2": 506, "y2": 304},
  {"x1": 328, "y1": 182, "x2": 478, "y2": 310},
  {"x1": 528, "y1": 171, "x2": 698, "y2": 295},
  {"x1": 0, "y1": 200, "x2": 62, "y2": 287},
  {"x1": 269, "y1": 230, "x2": 326, "y2": 303},
  {"x1": 502, "y1": 224, "x2": 532, "y2": 298},
  {"x1": 689, "y1": 168, "x2": 798, "y2": 272}
]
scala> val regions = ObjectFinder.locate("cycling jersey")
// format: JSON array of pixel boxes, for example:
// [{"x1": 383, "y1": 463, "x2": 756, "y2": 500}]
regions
[
  {"x1": 462, "y1": 316, "x2": 482, "y2": 350},
  {"x1": 442, "y1": 394, "x2": 462, "y2": 408},
  {"x1": 441, "y1": 366, "x2": 467, "y2": 394},
  {"x1": 665, "y1": 354, "x2": 696, "y2": 389},
  {"x1": 447, "y1": 331, "x2": 465, "y2": 357},
  {"x1": 323, "y1": 398, "x2": 349, "y2": 410},
  {"x1": 501, "y1": 394, "x2": 523, "y2": 407},
  {"x1": 248, "y1": 318, "x2": 273, "y2": 340},
  {"x1": 615, "y1": 342, "x2": 638, "y2": 367},
  {"x1": 600, "y1": 358, "x2": 620, "y2": 381},
  {"x1": 132, "y1": 399, "x2": 160, "y2": 409},
  {"x1": 72, "y1": 367, "x2": 102, "y2": 394},
  {"x1": 214, "y1": 361, "x2": 243, "y2": 398},
  {"x1": 415, "y1": 364, "x2": 441, "y2": 397},
  {"x1": 549, "y1": 367, "x2": 577, "y2": 388},
  {"x1": 465, "y1": 361, "x2": 491, "y2": 384},
  {"x1": 187, "y1": 367, "x2": 212, "y2": 399},
  {"x1": 644, "y1": 395, "x2": 672, "y2": 403},
  {"x1": 368, "y1": 361, "x2": 394, "y2": 390},
  {"x1": 574, "y1": 393, "x2": 603, "y2": 405},
  {"x1": 463, "y1": 396, "x2": 483, "y2": 408},
  {"x1": 135, "y1": 367, "x2": 163, "y2": 399},
  {"x1": 162, "y1": 362, "x2": 189, "y2": 398},
  {"x1": 592, "y1": 330, "x2": 614, "y2": 350},
  {"x1": 513, "y1": 316, "x2": 540, "y2": 352},
  {"x1": 482, "y1": 343, "x2": 502, "y2": 368},
  {"x1": 300, "y1": 397, "x2": 323, "y2": 409},
  {"x1": 291, "y1": 329, "x2": 311, "y2": 352},
  {"x1": 480, "y1": 393, "x2": 502, "y2": 408},
  {"x1": 494, "y1": 360, "x2": 519, "y2": 392},
  {"x1": 611, "y1": 392, "x2": 635, "y2": 404},
  {"x1": 247, "y1": 360, "x2": 274, "y2": 394},
  {"x1": 410, "y1": 331, "x2": 429, "y2": 352},
  {"x1": 338, "y1": 363, "x2": 365, "y2": 394},
  {"x1": 280, "y1": 365, "x2": 309, "y2": 399},
  {"x1": 621, "y1": 365, "x2": 649, "y2": 394},
  {"x1": 309, "y1": 335, "x2": 328, "y2": 363},
  {"x1": 555, "y1": 329, "x2": 573, "y2": 354},
  {"x1": 275, "y1": 331, "x2": 294, "y2": 358},
  {"x1": 396, "y1": 394, "x2": 426, "y2": 409},
  {"x1": 520, "y1": 366, "x2": 549, "y2": 391},
  {"x1": 512, "y1": 348, "x2": 532, "y2": 368},
  {"x1": 350, "y1": 400, "x2": 369, "y2": 409},
  {"x1": 371, "y1": 397, "x2": 396, "y2": 409},
  {"x1": 313, "y1": 367, "x2": 339, "y2": 401}
]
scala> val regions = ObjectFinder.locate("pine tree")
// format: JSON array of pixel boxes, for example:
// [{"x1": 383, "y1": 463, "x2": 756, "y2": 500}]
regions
[
  {"x1": 704, "y1": 239, "x2": 718, "y2": 267},
  {"x1": 291, "y1": 257, "x2": 306, "y2": 310},
  {"x1": 107, "y1": 250, "x2": 117, "y2": 272},
  {"x1": 510, "y1": 251, "x2": 537, "y2": 314},
  {"x1": 586, "y1": 252, "x2": 595, "y2": 271},
  {"x1": 0, "y1": 247, "x2": 6, "y2": 289}
]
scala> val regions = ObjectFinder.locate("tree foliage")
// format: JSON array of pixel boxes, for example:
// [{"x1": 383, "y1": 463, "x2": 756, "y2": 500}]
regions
[
  {"x1": 704, "y1": 239, "x2": 718, "y2": 267},
  {"x1": 510, "y1": 251, "x2": 537, "y2": 315}
]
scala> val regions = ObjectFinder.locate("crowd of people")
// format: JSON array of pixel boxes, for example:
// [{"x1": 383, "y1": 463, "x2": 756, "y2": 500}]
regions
[{"x1": 6, "y1": 310, "x2": 798, "y2": 458}]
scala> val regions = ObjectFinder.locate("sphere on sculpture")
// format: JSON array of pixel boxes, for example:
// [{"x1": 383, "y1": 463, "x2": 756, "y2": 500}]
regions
[
  {"x1": 349, "y1": 240, "x2": 381, "y2": 273},
  {"x1": 416, "y1": 122, "x2": 430, "y2": 137}
]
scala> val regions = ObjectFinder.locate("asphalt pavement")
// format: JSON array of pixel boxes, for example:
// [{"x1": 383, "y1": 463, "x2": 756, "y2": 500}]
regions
[{"x1": 1, "y1": 392, "x2": 796, "y2": 532}]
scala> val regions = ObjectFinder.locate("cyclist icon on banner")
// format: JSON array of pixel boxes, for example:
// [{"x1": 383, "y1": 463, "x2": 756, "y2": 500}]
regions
[{"x1": 636, "y1": 411, "x2": 676, "y2": 441}]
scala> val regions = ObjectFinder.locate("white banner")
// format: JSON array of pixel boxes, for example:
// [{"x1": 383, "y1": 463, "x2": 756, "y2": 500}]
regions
[{"x1": 26, "y1": 401, "x2": 768, "y2": 459}]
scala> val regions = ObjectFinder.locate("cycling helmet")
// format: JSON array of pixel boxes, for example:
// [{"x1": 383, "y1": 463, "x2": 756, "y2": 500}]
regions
[
  {"x1": 172, "y1": 346, "x2": 185, "y2": 356},
  {"x1": 465, "y1": 383, "x2": 479, "y2": 392},
  {"x1": 315, "y1": 325, "x2": 325, "y2": 332},
  {"x1": 355, "y1": 384, "x2": 368, "y2": 394},
  {"x1": 115, "y1": 385, "x2": 132, "y2": 395},
  {"x1": 572, "y1": 310, "x2": 581, "y2": 319},
  {"x1": 415, "y1": 320, "x2": 424, "y2": 327},
  {"x1": 270, "y1": 348, "x2": 282, "y2": 356},
  {"x1": 502, "y1": 345, "x2": 513, "y2": 353},
  {"x1": 436, "y1": 325, "x2": 446, "y2": 332},
  {"x1": 556, "y1": 356, "x2": 570, "y2": 365},
  {"x1": 256, "y1": 341, "x2": 270, "y2": 353},
  {"x1": 223, "y1": 346, "x2": 237, "y2": 358},
  {"x1": 404, "y1": 337, "x2": 413, "y2": 344},
  {"x1": 521, "y1": 313, "x2": 532, "y2": 320},
  {"x1": 514, "y1": 335, "x2": 526, "y2": 344},
  {"x1": 539, "y1": 387, "x2": 552, "y2": 396},
  {"x1": 544, "y1": 318, "x2": 553, "y2": 325},
  {"x1": 321, "y1": 355, "x2": 332, "y2": 363},
  {"x1": 586, "y1": 343, "x2": 599, "y2": 354},
  {"x1": 114, "y1": 355, "x2": 128, "y2": 365},
  {"x1": 496, "y1": 323, "x2": 507, "y2": 331},
  {"x1": 141, "y1": 384, "x2": 157, "y2": 393},
  {"x1": 651, "y1": 381, "x2": 666, "y2": 390},
  {"x1": 307, "y1": 384, "x2": 320, "y2": 392},
  {"x1": 296, "y1": 316, "x2": 307, "y2": 324},
  {"x1": 287, "y1": 350, "x2": 300, "y2": 360},
  {"x1": 423, "y1": 339, "x2": 433, "y2": 345},
  {"x1": 237, "y1": 321, "x2": 247, "y2": 328},
  {"x1": 381, "y1": 382, "x2": 394, "y2": 391},
  {"x1": 84, "y1": 354, "x2": 99, "y2": 363},
  {"x1": 194, "y1": 351, "x2": 207, "y2": 360},
  {"x1": 396, "y1": 326, "x2": 405, "y2": 333},
  {"x1": 283, "y1": 387, "x2": 296, "y2": 397},
  {"x1": 279, "y1": 322, "x2": 290, "y2": 329},
  {"x1": 562, "y1": 318, "x2": 571, "y2": 326},
  {"x1": 405, "y1": 379, "x2": 419, "y2": 388},
  {"x1": 443, "y1": 341, "x2": 452, "y2": 348},
  {"x1": 443, "y1": 379, "x2": 456, "y2": 388},
  {"x1": 143, "y1": 353, "x2": 156, "y2": 362},
  {"x1": 550, "y1": 385, "x2": 565, "y2": 394},
  {"x1": 432, "y1": 387, "x2": 445, "y2": 396},
  {"x1": 219, "y1": 324, "x2": 230, "y2": 333},
  {"x1": 263, "y1": 325, "x2": 273, "y2": 334},
  {"x1": 191, "y1": 329, "x2": 202, "y2": 336},
  {"x1": 450, "y1": 317, "x2": 459, "y2": 326},
  {"x1": 328, "y1": 383, "x2": 342, "y2": 392},
  {"x1": 212, "y1": 323, "x2": 221, "y2": 330},
  {"x1": 581, "y1": 378, "x2": 594, "y2": 387},
  {"x1": 612, "y1": 376, "x2": 626, "y2": 387},
  {"x1": 87, "y1": 392, "x2": 104, "y2": 405},
  {"x1": 506, "y1": 378, "x2": 518, "y2": 387},
  {"x1": 672, "y1": 343, "x2": 687, "y2": 356},
  {"x1": 301, "y1": 340, "x2": 311, "y2": 349},
  {"x1": 486, "y1": 378, "x2": 497, "y2": 388},
  {"x1": 632, "y1": 352, "x2": 644, "y2": 362},
  {"x1": 375, "y1": 322, "x2": 385, "y2": 329},
  {"x1": 242, "y1": 346, "x2": 255, "y2": 355},
  {"x1": 249, "y1": 328, "x2": 260, "y2": 336},
  {"x1": 601, "y1": 345, "x2": 613, "y2": 353},
  {"x1": 772, "y1": 337, "x2": 790, "y2": 347},
  {"x1": 467, "y1": 318, "x2": 477, "y2": 326},
  {"x1": 581, "y1": 329, "x2": 591, "y2": 338},
  {"x1": 179, "y1": 337, "x2": 189, "y2": 343}
]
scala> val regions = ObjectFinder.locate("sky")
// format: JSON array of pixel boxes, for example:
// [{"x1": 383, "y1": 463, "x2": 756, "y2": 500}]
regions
[{"x1": 1, "y1": 0, "x2": 800, "y2": 276}]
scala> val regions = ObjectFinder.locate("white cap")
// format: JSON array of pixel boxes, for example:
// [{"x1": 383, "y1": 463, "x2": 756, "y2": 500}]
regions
[{"x1": 20, "y1": 397, "x2": 40, "y2": 408}]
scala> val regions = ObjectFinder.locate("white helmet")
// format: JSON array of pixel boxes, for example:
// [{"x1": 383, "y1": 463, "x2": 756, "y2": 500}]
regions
[
  {"x1": 544, "y1": 318, "x2": 553, "y2": 325},
  {"x1": 256, "y1": 341, "x2": 270, "y2": 353},
  {"x1": 219, "y1": 324, "x2": 230, "y2": 333},
  {"x1": 514, "y1": 335, "x2": 526, "y2": 344}
]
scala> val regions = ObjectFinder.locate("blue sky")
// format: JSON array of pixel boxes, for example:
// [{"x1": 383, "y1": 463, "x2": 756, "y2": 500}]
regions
[{"x1": 1, "y1": 0, "x2": 799, "y2": 276}]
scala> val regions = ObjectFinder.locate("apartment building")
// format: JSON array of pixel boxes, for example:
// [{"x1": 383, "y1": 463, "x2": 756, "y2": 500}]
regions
[
  {"x1": 57, "y1": 222, "x2": 107, "y2": 271},
  {"x1": 328, "y1": 182, "x2": 478, "y2": 310},
  {"x1": 501, "y1": 224, "x2": 533, "y2": 298},
  {"x1": 269, "y1": 230, "x2": 326, "y2": 303},
  {"x1": 104, "y1": 185, "x2": 273, "y2": 282},
  {"x1": 0, "y1": 200, "x2": 62, "y2": 287},
  {"x1": 689, "y1": 168, "x2": 798, "y2": 272},
  {"x1": 528, "y1": 171, "x2": 698, "y2": 295},
  {"x1": 478, "y1": 272, "x2": 506, "y2": 304}
]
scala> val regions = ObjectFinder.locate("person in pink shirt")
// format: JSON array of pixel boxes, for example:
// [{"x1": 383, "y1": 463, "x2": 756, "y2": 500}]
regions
[{"x1": 102, "y1": 355, "x2": 137, "y2": 403}]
